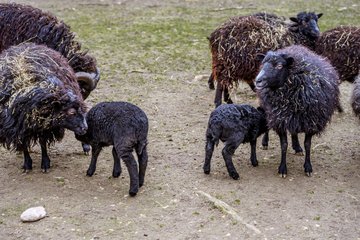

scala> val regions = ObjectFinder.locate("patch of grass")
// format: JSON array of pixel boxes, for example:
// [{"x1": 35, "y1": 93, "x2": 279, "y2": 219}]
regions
[{"x1": 314, "y1": 216, "x2": 321, "y2": 221}]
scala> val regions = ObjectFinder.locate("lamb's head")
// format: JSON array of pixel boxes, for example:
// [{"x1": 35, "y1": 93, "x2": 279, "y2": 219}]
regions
[
  {"x1": 255, "y1": 51, "x2": 294, "y2": 90},
  {"x1": 290, "y1": 12, "x2": 323, "y2": 39}
]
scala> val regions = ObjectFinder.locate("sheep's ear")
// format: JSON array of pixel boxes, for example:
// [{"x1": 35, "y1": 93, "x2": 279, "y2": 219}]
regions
[
  {"x1": 284, "y1": 56, "x2": 294, "y2": 67},
  {"x1": 290, "y1": 17, "x2": 298, "y2": 23},
  {"x1": 256, "y1": 53, "x2": 266, "y2": 62},
  {"x1": 317, "y1": 13, "x2": 323, "y2": 19}
]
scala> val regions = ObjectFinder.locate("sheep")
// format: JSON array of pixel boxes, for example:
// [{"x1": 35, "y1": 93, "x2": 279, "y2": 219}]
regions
[
  {"x1": 315, "y1": 26, "x2": 360, "y2": 83},
  {"x1": 0, "y1": 43, "x2": 88, "y2": 172},
  {"x1": 203, "y1": 104, "x2": 268, "y2": 180},
  {"x1": 351, "y1": 75, "x2": 360, "y2": 118},
  {"x1": 75, "y1": 102, "x2": 149, "y2": 197},
  {"x1": 208, "y1": 11, "x2": 322, "y2": 107},
  {"x1": 0, "y1": 3, "x2": 100, "y2": 100},
  {"x1": 255, "y1": 45, "x2": 339, "y2": 177}
]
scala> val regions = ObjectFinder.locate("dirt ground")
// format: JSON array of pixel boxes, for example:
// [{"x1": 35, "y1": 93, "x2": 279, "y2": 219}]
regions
[{"x1": 0, "y1": 0, "x2": 359, "y2": 239}]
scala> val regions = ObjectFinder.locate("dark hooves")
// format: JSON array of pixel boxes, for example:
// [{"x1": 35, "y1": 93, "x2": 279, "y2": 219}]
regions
[
  {"x1": 203, "y1": 170, "x2": 210, "y2": 175},
  {"x1": 294, "y1": 151, "x2": 304, "y2": 156},
  {"x1": 261, "y1": 145, "x2": 268, "y2": 150},
  {"x1": 129, "y1": 192, "x2": 137, "y2": 197},
  {"x1": 230, "y1": 172, "x2": 240, "y2": 180}
]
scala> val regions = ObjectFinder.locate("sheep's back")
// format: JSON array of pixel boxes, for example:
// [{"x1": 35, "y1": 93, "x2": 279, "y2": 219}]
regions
[
  {"x1": 315, "y1": 26, "x2": 360, "y2": 82},
  {"x1": 209, "y1": 16, "x2": 294, "y2": 88}
]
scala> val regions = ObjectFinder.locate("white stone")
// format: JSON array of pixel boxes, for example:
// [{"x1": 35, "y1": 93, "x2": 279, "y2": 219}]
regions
[{"x1": 20, "y1": 206, "x2": 47, "y2": 222}]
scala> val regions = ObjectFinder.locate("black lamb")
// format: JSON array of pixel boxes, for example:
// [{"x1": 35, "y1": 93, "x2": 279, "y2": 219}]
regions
[
  {"x1": 255, "y1": 45, "x2": 339, "y2": 177},
  {"x1": 203, "y1": 104, "x2": 268, "y2": 180},
  {"x1": 75, "y1": 102, "x2": 149, "y2": 197},
  {"x1": 0, "y1": 43, "x2": 88, "y2": 172},
  {"x1": 0, "y1": 3, "x2": 100, "y2": 100},
  {"x1": 208, "y1": 11, "x2": 322, "y2": 107},
  {"x1": 352, "y1": 75, "x2": 360, "y2": 118}
]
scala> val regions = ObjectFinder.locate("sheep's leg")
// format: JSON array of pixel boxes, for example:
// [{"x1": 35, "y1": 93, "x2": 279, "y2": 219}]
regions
[
  {"x1": 278, "y1": 131, "x2": 288, "y2": 178},
  {"x1": 81, "y1": 142, "x2": 91, "y2": 155},
  {"x1": 250, "y1": 140, "x2": 258, "y2": 167},
  {"x1": 303, "y1": 133, "x2": 313, "y2": 177},
  {"x1": 208, "y1": 73, "x2": 215, "y2": 90},
  {"x1": 40, "y1": 139, "x2": 50, "y2": 173},
  {"x1": 222, "y1": 135, "x2": 244, "y2": 180},
  {"x1": 112, "y1": 147, "x2": 122, "y2": 178},
  {"x1": 223, "y1": 86, "x2": 233, "y2": 104},
  {"x1": 87, "y1": 145, "x2": 102, "y2": 176},
  {"x1": 214, "y1": 82, "x2": 223, "y2": 107},
  {"x1": 291, "y1": 133, "x2": 303, "y2": 155},
  {"x1": 261, "y1": 131, "x2": 269, "y2": 150},
  {"x1": 22, "y1": 147, "x2": 33, "y2": 173},
  {"x1": 136, "y1": 145, "x2": 148, "y2": 187},
  {"x1": 203, "y1": 135, "x2": 216, "y2": 175},
  {"x1": 118, "y1": 150, "x2": 139, "y2": 197}
]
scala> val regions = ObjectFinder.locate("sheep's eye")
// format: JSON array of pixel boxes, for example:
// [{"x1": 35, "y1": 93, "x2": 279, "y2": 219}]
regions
[
  {"x1": 67, "y1": 108, "x2": 76, "y2": 115},
  {"x1": 275, "y1": 64, "x2": 283, "y2": 70}
]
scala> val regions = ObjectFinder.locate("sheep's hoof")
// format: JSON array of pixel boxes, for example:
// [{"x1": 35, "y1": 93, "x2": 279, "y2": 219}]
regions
[
  {"x1": 305, "y1": 172, "x2": 312, "y2": 177},
  {"x1": 41, "y1": 168, "x2": 49, "y2": 173},
  {"x1": 261, "y1": 145, "x2": 268, "y2": 150},
  {"x1": 203, "y1": 170, "x2": 210, "y2": 175},
  {"x1": 230, "y1": 172, "x2": 240, "y2": 180},
  {"x1": 279, "y1": 173, "x2": 287, "y2": 178},
  {"x1": 23, "y1": 169, "x2": 31, "y2": 174},
  {"x1": 129, "y1": 191, "x2": 137, "y2": 197}
]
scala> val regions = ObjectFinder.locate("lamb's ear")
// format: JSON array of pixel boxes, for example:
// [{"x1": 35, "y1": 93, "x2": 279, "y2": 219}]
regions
[
  {"x1": 289, "y1": 17, "x2": 298, "y2": 23},
  {"x1": 317, "y1": 13, "x2": 323, "y2": 19}
]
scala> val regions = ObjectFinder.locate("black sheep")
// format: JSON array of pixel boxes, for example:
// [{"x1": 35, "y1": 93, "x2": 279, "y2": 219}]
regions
[
  {"x1": 315, "y1": 26, "x2": 360, "y2": 83},
  {"x1": 75, "y1": 102, "x2": 149, "y2": 197},
  {"x1": 352, "y1": 75, "x2": 360, "y2": 118},
  {"x1": 203, "y1": 104, "x2": 268, "y2": 180},
  {"x1": 255, "y1": 45, "x2": 339, "y2": 177},
  {"x1": 208, "y1": 11, "x2": 322, "y2": 107},
  {"x1": 0, "y1": 43, "x2": 88, "y2": 172},
  {"x1": 0, "y1": 3, "x2": 100, "y2": 100}
]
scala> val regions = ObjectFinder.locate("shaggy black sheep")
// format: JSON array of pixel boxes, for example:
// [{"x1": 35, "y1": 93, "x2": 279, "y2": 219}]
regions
[
  {"x1": 0, "y1": 43, "x2": 88, "y2": 172},
  {"x1": 315, "y1": 26, "x2": 360, "y2": 83},
  {"x1": 352, "y1": 75, "x2": 360, "y2": 118},
  {"x1": 0, "y1": 3, "x2": 100, "y2": 100},
  {"x1": 208, "y1": 11, "x2": 322, "y2": 107},
  {"x1": 203, "y1": 104, "x2": 268, "y2": 180},
  {"x1": 255, "y1": 45, "x2": 339, "y2": 177},
  {"x1": 75, "y1": 102, "x2": 149, "y2": 197}
]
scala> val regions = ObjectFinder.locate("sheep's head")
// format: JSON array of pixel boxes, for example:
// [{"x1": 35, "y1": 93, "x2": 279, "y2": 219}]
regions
[
  {"x1": 290, "y1": 12, "x2": 322, "y2": 39},
  {"x1": 47, "y1": 92, "x2": 88, "y2": 136},
  {"x1": 70, "y1": 53, "x2": 100, "y2": 100},
  {"x1": 255, "y1": 51, "x2": 294, "y2": 90}
]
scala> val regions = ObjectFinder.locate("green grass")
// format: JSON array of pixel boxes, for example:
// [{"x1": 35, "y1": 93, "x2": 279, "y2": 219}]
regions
[{"x1": 51, "y1": 1, "x2": 359, "y2": 94}]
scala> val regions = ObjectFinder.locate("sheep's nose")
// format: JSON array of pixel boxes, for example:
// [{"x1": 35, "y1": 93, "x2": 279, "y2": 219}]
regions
[{"x1": 255, "y1": 69, "x2": 265, "y2": 83}]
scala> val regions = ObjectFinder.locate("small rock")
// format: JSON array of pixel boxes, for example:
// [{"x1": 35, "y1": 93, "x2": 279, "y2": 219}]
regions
[{"x1": 20, "y1": 206, "x2": 47, "y2": 222}]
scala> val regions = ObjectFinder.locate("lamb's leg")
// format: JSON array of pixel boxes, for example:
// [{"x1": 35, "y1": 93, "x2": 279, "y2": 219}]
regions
[
  {"x1": 214, "y1": 82, "x2": 223, "y2": 108},
  {"x1": 291, "y1": 133, "x2": 303, "y2": 155},
  {"x1": 40, "y1": 139, "x2": 50, "y2": 173},
  {"x1": 250, "y1": 140, "x2": 258, "y2": 167},
  {"x1": 222, "y1": 135, "x2": 243, "y2": 180},
  {"x1": 136, "y1": 144, "x2": 148, "y2": 188},
  {"x1": 112, "y1": 147, "x2": 122, "y2": 178},
  {"x1": 303, "y1": 133, "x2": 313, "y2": 177},
  {"x1": 278, "y1": 131, "x2": 288, "y2": 178},
  {"x1": 261, "y1": 131, "x2": 269, "y2": 150},
  {"x1": 22, "y1": 147, "x2": 33, "y2": 173},
  {"x1": 223, "y1": 86, "x2": 233, "y2": 104},
  {"x1": 87, "y1": 145, "x2": 102, "y2": 176},
  {"x1": 203, "y1": 135, "x2": 215, "y2": 175},
  {"x1": 208, "y1": 72, "x2": 215, "y2": 90},
  {"x1": 119, "y1": 150, "x2": 139, "y2": 197}
]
